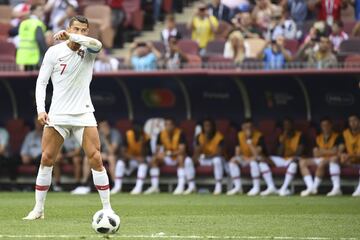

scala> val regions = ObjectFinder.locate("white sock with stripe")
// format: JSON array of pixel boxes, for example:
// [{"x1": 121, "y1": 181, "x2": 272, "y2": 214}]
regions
[
  {"x1": 135, "y1": 163, "x2": 147, "y2": 189},
  {"x1": 329, "y1": 162, "x2": 341, "y2": 189},
  {"x1": 250, "y1": 161, "x2": 260, "y2": 190},
  {"x1": 259, "y1": 162, "x2": 275, "y2": 189},
  {"x1": 281, "y1": 162, "x2": 297, "y2": 191},
  {"x1": 92, "y1": 168, "x2": 111, "y2": 210},
  {"x1": 114, "y1": 160, "x2": 125, "y2": 190},
  {"x1": 229, "y1": 161, "x2": 241, "y2": 190},
  {"x1": 303, "y1": 175, "x2": 313, "y2": 190},
  {"x1": 150, "y1": 167, "x2": 160, "y2": 188},
  {"x1": 34, "y1": 165, "x2": 53, "y2": 213}
]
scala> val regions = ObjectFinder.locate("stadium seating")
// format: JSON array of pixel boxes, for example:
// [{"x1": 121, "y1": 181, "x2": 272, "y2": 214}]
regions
[
  {"x1": 0, "y1": 41, "x2": 15, "y2": 63},
  {"x1": 178, "y1": 39, "x2": 199, "y2": 55},
  {"x1": 0, "y1": 5, "x2": 12, "y2": 23},
  {"x1": 339, "y1": 38, "x2": 360, "y2": 55},
  {"x1": 175, "y1": 23, "x2": 191, "y2": 39},
  {"x1": 215, "y1": 20, "x2": 232, "y2": 40},
  {"x1": 205, "y1": 40, "x2": 226, "y2": 56},
  {"x1": 5, "y1": 118, "x2": 30, "y2": 154},
  {"x1": 123, "y1": 0, "x2": 144, "y2": 31},
  {"x1": 0, "y1": 22, "x2": 10, "y2": 41}
]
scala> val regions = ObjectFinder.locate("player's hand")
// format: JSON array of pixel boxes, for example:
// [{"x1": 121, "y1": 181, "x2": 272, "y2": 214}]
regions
[
  {"x1": 54, "y1": 30, "x2": 70, "y2": 41},
  {"x1": 38, "y1": 112, "x2": 49, "y2": 126}
]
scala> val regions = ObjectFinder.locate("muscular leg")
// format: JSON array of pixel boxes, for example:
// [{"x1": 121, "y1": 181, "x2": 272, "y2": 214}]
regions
[
  {"x1": 299, "y1": 158, "x2": 314, "y2": 192},
  {"x1": 145, "y1": 156, "x2": 163, "y2": 193},
  {"x1": 82, "y1": 127, "x2": 111, "y2": 210},
  {"x1": 313, "y1": 159, "x2": 329, "y2": 191}
]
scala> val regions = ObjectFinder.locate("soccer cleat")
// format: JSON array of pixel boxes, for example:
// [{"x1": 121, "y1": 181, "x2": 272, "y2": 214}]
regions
[
  {"x1": 130, "y1": 186, "x2": 142, "y2": 195},
  {"x1": 173, "y1": 185, "x2": 185, "y2": 195},
  {"x1": 183, "y1": 186, "x2": 196, "y2": 195},
  {"x1": 247, "y1": 187, "x2": 260, "y2": 196},
  {"x1": 226, "y1": 187, "x2": 243, "y2": 196},
  {"x1": 261, "y1": 186, "x2": 278, "y2": 196},
  {"x1": 300, "y1": 188, "x2": 312, "y2": 197},
  {"x1": 326, "y1": 187, "x2": 342, "y2": 197},
  {"x1": 70, "y1": 186, "x2": 91, "y2": 195},
  {"x1": 213, "y1": 183, "x2": 222, "y2": 195},
  {"x1": 352, "y1": 186, "x2": 360, "y2": 197},
  {"x1": 144, "y1": 186, "x2": 160, "y2": 195},
  {"x1": 52, "y1": 184, "x2": 63, "y2": 192},
  {"x1": 22, "y1": 210, "x2": 44, "y2": 220},
  {"x1": 110, "y1": 185, "x2": 122, "y2": 195},
  {"x1": 278, "y1": 188, "x2": 291, "y2": 197}
]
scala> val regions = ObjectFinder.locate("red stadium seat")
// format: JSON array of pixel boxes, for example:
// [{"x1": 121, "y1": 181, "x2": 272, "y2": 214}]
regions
[
  {"x1": 284, "y1": 39, "x2": 299, "y2": 55},
  {"x1": 0, "y1": 22, "x2": 11, "y2": 39},
  {"x1": 0, "y1": 41, "x2": 16, "y2": 60},
  {"x1": 343, "y1": 21, "x2": 357, "y2": 35},
  {"x1": 162, "y1": 0, "x2": 173, "y2": 13},
  {"x1": 123, "y1": 0, "x2": 144, "y2": 31},
  {"x1": 160, "y1": 165, "x2": 177, "y2": 175},
  {"x1": 62, "y1": 163, "x2": 74, "y2": 175},
  {"x1": 205, "y1": 40, "x2": 226, "y2": 56},
  {"x1": 115, "y1": 119, "x2": 133, "y2": 136},
  {"x1": 5, "y1": 118, "x2": 30, "y2": 154},
  {"x1": 179, "y1": 119, "x2": 196, "y2": 153},
  {"x1": 196, "y1": 166, "x2": 213, "y2": 177},
  {"x1": 178, "y1": 39, "x2": 199, "y2": 55},
  {"x1": 0, "y1": 5, "x2": 12, "y2": 23},
  {"x1": 175, "y1": 23, "x2": 191, "y2": 39},
  {"x1": 152, "y1": 41, "x2": 166, "y2": 55},
  {"x1": 344, "y1": 55, "x2": 360, "y2": 68},
  {"x1": 216, "y1": 119, "x2": 230, "y2": 135},
  {"x1": 205, "y1": 55, "x2": 235, "y2": 69},
  {"x1": 17, "y1": 165, "x2": 37, "y2": 175},
  {"x1": 339, "y1": 38, "x2": 360, "y2": 55}
]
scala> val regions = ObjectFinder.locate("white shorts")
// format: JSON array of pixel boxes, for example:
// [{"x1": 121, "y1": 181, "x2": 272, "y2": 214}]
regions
[
  {"x1": 46, "y1": 112, "x2": 97, "y2": 144},
  {"x1": 163, "y1": 156, "x2": 192, "y2": 166},
  {"x1": 312, "y1": 158, "x2": 325, "y2": 166},
  {"x1": 270, "y1": 156, "x2": 293, "y2": 167},
  {"x1": 199, "y1": 156, "x2": 222, "y2": 166}
]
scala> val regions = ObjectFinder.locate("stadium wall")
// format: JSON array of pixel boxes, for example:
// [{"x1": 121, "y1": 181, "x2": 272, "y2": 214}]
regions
[{"x1": 0, "y1": 70, "x2": 358, "y2": 125}]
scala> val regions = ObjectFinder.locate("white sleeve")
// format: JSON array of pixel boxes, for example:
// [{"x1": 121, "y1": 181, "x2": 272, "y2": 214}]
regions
[
  {"x1": 35, "y1": 49, "x2": 54, "y2": 114},
  {"x1": 69, "y1": 34, "x2": 102, "y2": 53}
]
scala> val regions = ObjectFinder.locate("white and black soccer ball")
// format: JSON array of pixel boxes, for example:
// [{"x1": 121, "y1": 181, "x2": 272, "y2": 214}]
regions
[{"x1": 92, "y1": 210, "x2": 120, "y2": 234}]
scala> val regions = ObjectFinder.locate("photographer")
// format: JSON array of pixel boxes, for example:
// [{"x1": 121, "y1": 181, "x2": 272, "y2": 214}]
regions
[
  {"x1": 264, "y1": 7, "x2": 297, "y2": 41},
  {"x1": 125, "y1": 41, "x2": 162, "y2": 71},
  {"x1": 258, "y1": 35, "x2": 292, "y2": 69},
  {"x1": 165, "y1": 36, "x2": 189, "y2": 70},
  {"x1": 231, "y1": 12, "x2": 262, "y2": 39}
]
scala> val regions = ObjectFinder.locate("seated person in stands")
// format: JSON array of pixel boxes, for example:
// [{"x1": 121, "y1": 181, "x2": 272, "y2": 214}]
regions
[
  {"x1": 264, "y1": 7, "x2": 297, "y2": 41},
  {"x1": 340, "y1": 114, "x2": 360, "y2": 197},
  {"x1": 0, "y1": 126, "x2": 11, "y2": 177},
  {"x1": 111, "y1": 123, "x2": 151, "y2": 195},
  {"x1": 227, "y1": 118, "x2": 268, "y2": 196},
  {"x1": 299, "y1": 117, "x2": 344, "y2": 197},
  {"x1": 193, "y1": 118, "x2": 224, "y2": 195},
  {"x1": 53, "y1": 136, "x2": 82, "y2": 192},
  {"x1": 71, "y1": 120, "x2": 121, "y2": 195},
  {"x1": 145, "y1": 118, "x2": 195, "y2": 195},
  {"x1": 94, "y1": 49, "x2": 120, "y2": 72},
  {"x1": 329, "y1": 20, "x2": 348, "y2": 52},
  {"x1": 188, "y1": 2, "x2": 219, "y2": 55},
  {"x1": 270, "y1": 118, "x2": 305, "y2": 196},
  {"x1": 165, "y1": 36, "x2": 188, "y2": 69},
  {"x1": 296, "y1": 34, "x2": 338, "y2": 69},
  {"x1": 258, "y1": 35, "x2": 292, "y2": 69},
  {"x1": 161, "y1": 14, "x2": 182, "y2": 45},
  {"x1": 208, "y1": 0, "x2": 230, "y2": 23},
  {"x1": 125, "y1": 41, "x2": 162, "y2": 71},
  {"x1": 20, "y1": 118, "x2": 43, "y2": 166},
  {"x1": 223, "y1": 31, "x2": 250, "y2": 64},
  {"x1": 231, "y1": 12, "x2": 262, "y2": 39}
]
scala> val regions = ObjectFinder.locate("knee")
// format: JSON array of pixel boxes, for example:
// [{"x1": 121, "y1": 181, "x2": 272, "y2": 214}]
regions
[
  {"x1": 299, "y1": 159, "x2": 307, "y2": 168},
  {"x1": 88, "y1": 151, "x2": 103, "y2": 170},
  {"x1": 213, "y1": 157, "x2": 222, "y2": 166},
  {"x1": 184, "y1": 157, "x2": 193, "y2": 167},
  {"x1": 41, "y1": 151, "x2": 56, "y2": 166},
  {"x1": 329, "y1": 157, "x2": 338, "y2": 163},
  {"x1": 117, "y1": 160, "x2": 125, "y2": 168}
]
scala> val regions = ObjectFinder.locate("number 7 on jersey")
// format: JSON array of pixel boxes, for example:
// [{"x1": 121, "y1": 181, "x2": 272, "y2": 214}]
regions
[{"x1": 60, "y1": 63, "x2": 67, "y2": 75}]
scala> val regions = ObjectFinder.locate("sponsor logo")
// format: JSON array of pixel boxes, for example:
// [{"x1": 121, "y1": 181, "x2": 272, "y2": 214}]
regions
[
  {"x1": 142, "y1": 89, "x2": 176, "y2": 108},
  {"x1": 326, "y1": 93, "x2": 354, "y2": 106},
  {"x1": 203, "y1": 92, "x2": 230, "y2": 99}
]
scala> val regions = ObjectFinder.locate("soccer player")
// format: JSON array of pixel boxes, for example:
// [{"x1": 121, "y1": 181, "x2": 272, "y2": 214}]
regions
[
  {"x1": 271, "y1": 118, "x2": 305, "y2": 196},
  {"x1": 23, "y1": 15, "x2": 113, "y2": 220},
  {"x1": 340, "y1": 114, "x2": 360, "y2": 197},
  {"x1": 193, "y1": 119, "x2": 224, "y2": 195},
  {"x1": 227, "y1": 119, "x2": 268, "y2": 196},
  {"x1": 111, "y1": 123, "x2": 151, "y2": 195},
  {"x1": 299, "y1": 118, "x2": 343, "y2": 196},
  {"x1": 145, "y1": 118, "x2": 195, "y2": 195}
]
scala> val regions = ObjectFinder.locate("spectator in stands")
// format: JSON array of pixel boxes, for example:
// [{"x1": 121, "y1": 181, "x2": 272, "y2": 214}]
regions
[
  {"x1": 308, "y1": 0, "x2": 346, "y2": 26},
  {"x1": 94, "y1": 49, "x2": 120, "y2": 72},
  {"x1": 258, "y1": 36, "x2": 292, "y2": 69},
  {"x1": 208, "y1": 0, "x2": 231, "y2": 23},
  {"x1": 188, "y1": 2, "x2": 219, "y2": 55},
  {"x1": 108, "y1": 0, "x2": 125, "y2": 48},
  {"x1": 227, "y1": 119, "x2": 268, "y2": 196},
  {"x1": 223, "y1": 31, "x2": 250, "y2": 64},
  {"x1": 280, "y1": 0, "x2": 309, "y2": 26},
  {"x1": 349, "y1": 0, "x2": 360, "y2": 21},
  {"x1": 125, "y1": 42, "x2": 162, "y2": 71},
  {"x1": 45, "y1": 0, "x2": 78, "y2": 32},
  {"x1": 264, "y1": 7, "x2": 297, "y2": 41},
  {"x1": 153, "y1": 0, "x2": 162, "y2": 23},
  {"x1": 145, "y1": 118, "x2": 195, "y2": 195},
  {"x1": 55, "y1": 4, "x2": 77, "y2": 33},
  {"x1": 296, "y1": 34, "x2": 338, "y2": 69},
  {"x1": 0, "y1": 126, "x2": 10, "y2": 175},
  {"x1": 52, "y1": 136, "x2": 82, "y2": 192},
  {"x1": 20, "y1": 118, "x2": 42, "y2": 166},
  {"x1": 251, "y1": 0, "x2": 277, "y2": 29},
  {"x1": 161, "y1": 14, "x2": 181, "y2": 45},
  {"x1": 329, "y1": 20, "x2": 348, "y2": 52},
  {"x1": 164, "y1": 36, "x2": 188, "y2": 69},
  {"x1": 340, "y1": 114, "x2": 360, "y2": 197},
  {"x1": 111, "y1": 123, "x2": 151, "y2": 195},
  {"x1": 193, "y1": 118, "x2": 225, "y2": 195},
  {"x1": 299, "y1": 117, "x2": 344, "y2": 197},
  {"x1": 231, "y1": 12, "x2": 262, "y2": 39},
  {"x1": 270, "y1": 118, "x2": 306, "y2": 196},
  {"x1": 16, "y1": 4, "x2": 47, "y2": 71}
]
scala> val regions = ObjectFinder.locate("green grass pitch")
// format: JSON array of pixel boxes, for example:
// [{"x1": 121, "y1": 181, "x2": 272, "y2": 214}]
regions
[{"x1": 0, "y1": 192, "x2": 359, "y2": 239}]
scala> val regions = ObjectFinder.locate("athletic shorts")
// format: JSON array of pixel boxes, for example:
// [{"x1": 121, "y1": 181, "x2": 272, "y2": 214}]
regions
[
  {"x1": 46, "y1": 112, "x2": 97, "y2": 144},
  {"x1": 123, "y1": 157, "x2": 151, "y2": 176},
  {"x1": 199, "y1": 156, "x2": 223, "y2": 166},
  {"x1": 270, "y1": 156, "x2": 293, "y2": 167}
]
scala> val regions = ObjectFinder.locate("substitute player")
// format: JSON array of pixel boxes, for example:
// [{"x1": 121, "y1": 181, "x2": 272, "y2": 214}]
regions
[
  {"x1": 23, "y1": 16, "x2": 113, "y2": 220},
  {"x1": 111, "y1": 123, "x2": 151, "y2": 195},
  {"x1": 340, "y1": 114, "x2": 360, "y2": 197},
  {"x1": 299, "y1": 118, "x2": 343, "y2": 196}
]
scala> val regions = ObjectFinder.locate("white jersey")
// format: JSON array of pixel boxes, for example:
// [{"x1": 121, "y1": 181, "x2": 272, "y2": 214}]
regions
[{"x1": 36, "y1": 37, "x2": 99, "y2": 117}]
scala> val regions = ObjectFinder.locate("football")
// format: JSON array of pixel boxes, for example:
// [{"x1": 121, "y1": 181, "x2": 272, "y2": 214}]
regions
[{"x1": 92, "y1": 210, "x2": 120, "y2": 234}]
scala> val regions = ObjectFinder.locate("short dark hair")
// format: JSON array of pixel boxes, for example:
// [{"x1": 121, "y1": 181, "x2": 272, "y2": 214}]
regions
[
  {"x1": 30, "y1": 4, "x2": 42, "y2": 12},
  {"x1": 348, "y1": 113, "x2": 359, "y2": 120},
  {"x1": 242, "y1": 118, "x2": 253, "y2": 124},
  {"x1": 69, "y1": 15, "x2": 89, "y2": 28},
  {"x1": 320, "y1": 116, "x2": 332, "y2": 124}
]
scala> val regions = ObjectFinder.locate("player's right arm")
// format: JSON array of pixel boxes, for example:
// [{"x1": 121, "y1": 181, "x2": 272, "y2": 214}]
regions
[{"x1": 35, "y1": 48, "x2": 55, "y2": 125}]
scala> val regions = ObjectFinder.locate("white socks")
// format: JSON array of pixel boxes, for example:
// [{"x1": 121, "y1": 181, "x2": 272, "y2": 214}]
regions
[
  {"x1": 114, "y1": 160, "x2": 125, "y2": 190},
  {"x1": 92, "y1": 168, "x2": 111, "y2": 210},
  {"x1": 259, "y1": 162, "x2": 275, "y2": 189},
  {"x1": 177, "y1": 168, "x2": 185, "y2": 189},
  {"x1": 281, "y1": 162, "x2": 297, "y2": 190},
  {"x1": 185, "y1": 157, "x2": 195, "y2": 189},
  {"x1": 313, "y1": 176, "x2": 322, "y2": 190},
  {"x1": 303, "y1": 175, "x2": 313, "y2": 190},
  {"x1": 150, "y1": 167, "x2": 160, "y2": 188},
  {"x1": 134, "y1": 163, "x2": 147, "y2": 189},
  {"x1": 213, "y1": 157, "x2": 223, "y2": 182},
  {"x1": 250, "y1": 161, "x2": 260, "y2": 190},
  {"x1": 329, "y1": 162, "x2": 341, "y2": 189},
  {"x1": 229, "y1": 161, "x2": 241, "y2": 190},
  {"x1": 34, "y1": 165, "x2": 53, "y2": 213}
]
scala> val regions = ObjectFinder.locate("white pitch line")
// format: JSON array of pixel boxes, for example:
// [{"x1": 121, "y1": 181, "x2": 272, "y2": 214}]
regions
[{"x1": 0, "y1": 235, "x2": 357, "y2": 240}]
